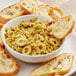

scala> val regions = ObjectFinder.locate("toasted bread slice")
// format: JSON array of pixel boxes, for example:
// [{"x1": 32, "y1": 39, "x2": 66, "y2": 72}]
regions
[
  {"x1": 0, "y1": 3, "x2": 26, "y2": 24},
  {"x1": 19, "y1": 0, "x2": 45, "y2": 14},
  {"x1": 0, "y1": 23, "x2": 4, "y2": 47},
  {"x1": 30, "y1": 53, "x2": 74, "y2": 76},
  {"x1": 0, "y1": 45, "x2": 19, "y2": 76},
  {"x1": 49, "y1": 15, "x2": 75, "y2": 39},
  {"x1": 0, "y1": 23, "x2": 3, "y2": 28},
  {"x1": 0, "y1": 35, "x2": 4, "y2": 47},
  {"x1": 32, "y1": 4, "x2": 64, "y2": 20}
]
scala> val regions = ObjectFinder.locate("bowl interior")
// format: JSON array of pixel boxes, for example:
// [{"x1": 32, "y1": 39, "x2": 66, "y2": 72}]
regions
[{"x1": 1, "y1": 15, "x2": 64, "y2": 57}]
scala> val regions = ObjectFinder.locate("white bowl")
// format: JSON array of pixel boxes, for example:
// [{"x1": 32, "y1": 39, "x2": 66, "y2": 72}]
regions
[{"x1": 1, "y1": 15, "x2": 64, "y2": 63}]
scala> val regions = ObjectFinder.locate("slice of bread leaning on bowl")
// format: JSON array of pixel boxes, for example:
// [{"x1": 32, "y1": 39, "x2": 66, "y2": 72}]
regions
[{"x1": 1, "y1": 15, "x2": 75, "y2": 63}]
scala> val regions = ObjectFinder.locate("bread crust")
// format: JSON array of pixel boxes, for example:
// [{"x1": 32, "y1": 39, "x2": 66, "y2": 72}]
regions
[
  {"x1": 32, "y1": 4, "x2": 64, "y2": 20},
  {"x1": 0, "y1": 3, "x2": 27, "y2": 24},
  {"x1": 49, "y1": 15, "x2": 75, "y2": 40},
  {"x1": 19, "y1": 0, "x2": 38, "y2": 14},
  {"x1": 0, "y1": 23, "x2": 3, "y2": 29},
  {"x1": 0, "y1": 23, "x2": 5, "y2": 47},
  {"x1": 53, "y1": 7, "x2": 64, "y2": 17},
  {"x1": 30, "y1": 53, "x2": 74, "y2": 76},
  {"x1": 0, "y1": 16, "x2": 10, "y2": 24},
  {"x1": 0, "y1": 45, "x2": 19, "y2": 76}
]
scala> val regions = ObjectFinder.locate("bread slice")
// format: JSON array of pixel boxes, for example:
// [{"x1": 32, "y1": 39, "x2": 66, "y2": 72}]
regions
[
  {"x1": 19, "y1": 0, "x2": 45, "y2": 14},
  {"x1": 0, "y1": 23, "x2": 3, "y2": 29},
  {"x1": 32, "y1": 4, "x2": 64, "y2": 20},
  {"x1": 0, "y1": 45, "x2": 19, "y2": 76},
  {"x1": 0, "y1": 23, "x2": 4, "y2": 47},
  {"x1": 30, "y1": 53, "x2": 74, "y2": 76},
  {"x1": 0, "y1": 3, "x2": 26, "y2": 24},
  {"x1": 49, "y1": 15, "x2": 75, "y2": 39}
]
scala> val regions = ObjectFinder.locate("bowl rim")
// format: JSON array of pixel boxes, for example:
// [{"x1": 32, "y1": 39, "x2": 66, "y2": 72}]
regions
[{"x1": 1, "y1": 15, "x2": 64, "y2": 58}]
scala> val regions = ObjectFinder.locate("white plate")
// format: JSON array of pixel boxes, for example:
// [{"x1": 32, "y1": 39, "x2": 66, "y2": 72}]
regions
[
  {"x1": 0, "y1": 0, "x2": 76, "y2": 76},
  {"x1": 13, "y1": 33, "x2": 76, "y2": 76}
]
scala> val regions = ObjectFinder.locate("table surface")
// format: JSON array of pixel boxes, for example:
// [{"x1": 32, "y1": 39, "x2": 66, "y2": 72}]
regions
[{"x1": 40, "y1": 0, "x2": 76, "y2": 16}]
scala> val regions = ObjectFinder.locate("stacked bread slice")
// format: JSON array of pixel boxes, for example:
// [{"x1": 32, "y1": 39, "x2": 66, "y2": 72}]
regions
[
  {"x1": 19, "y1": 0, "x2": 63, "y2": 20},
  {"x1": 19, "y1": 0, "x2": 45, "y2": 14},
  {"x1": 30, "y1": 53, "x2": 74, "y2": 76},
  {"x1": 0, "y1": 0, "x2": 64, "y2": 24},
  {"x1": 0, "y1": 45, "x2": 19, "y2": 76},
  {"x1": 0, "y1": 4, "x2": 20, "y2": 75},
  {"x1": 32, "y1": 4, "x2": 63, "y2": 20},
  {"x1": 0, "y1": 3, "x2": 26, "y2": 24}
]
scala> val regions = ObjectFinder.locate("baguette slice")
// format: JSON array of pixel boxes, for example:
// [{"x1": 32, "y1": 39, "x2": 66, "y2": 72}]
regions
[
  {"x1": 0, "y1": 45, "x2": 19, "y2": 76},
  {"x1": 0, "y1": 3, "x2": 26, "y2": 24},
  {"x1": 19, "y1": 0, "x2": 45, "y2": 14},
  {"x1": 0, "y1": 23, "x2": 4, "y2": 47},
  {"x1": 30, "y1": 53, "x2": 74, "y2": 76},
  {"x1": 49, "y1": 15, "x2": 75, "y2": 39},
  {"x1": 32, "y1": 4, "x2": 64, "y2": 20}
]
